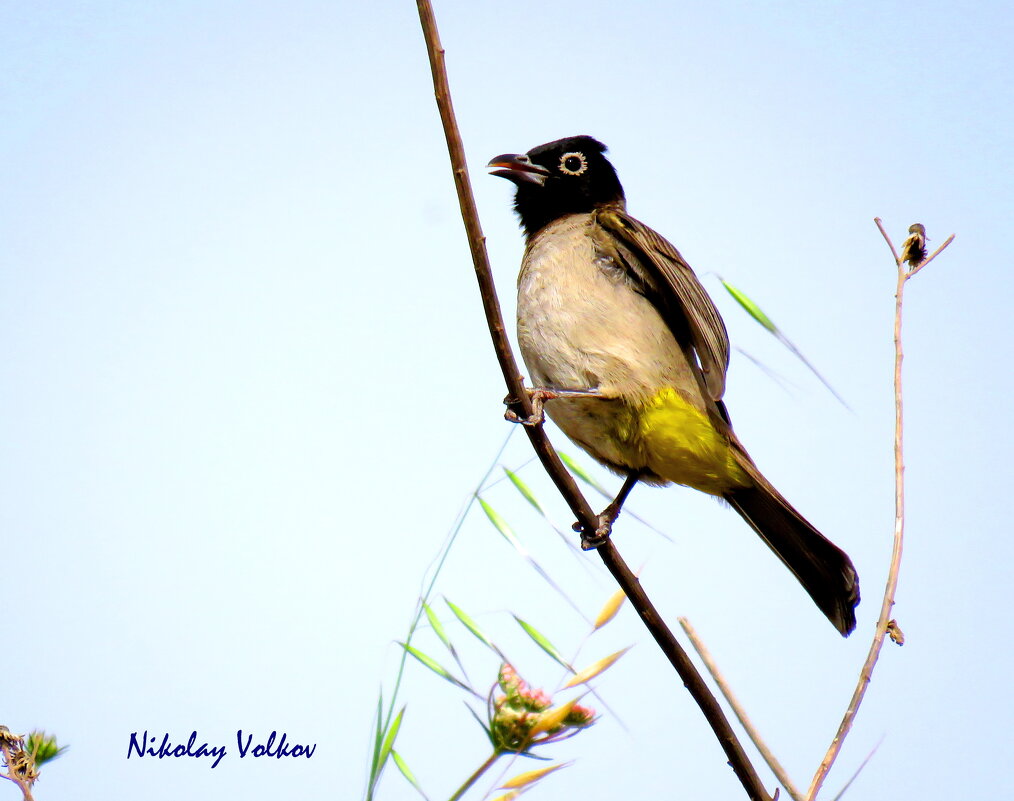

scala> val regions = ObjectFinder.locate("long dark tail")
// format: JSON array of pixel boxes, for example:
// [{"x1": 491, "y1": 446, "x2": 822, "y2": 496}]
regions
[{"x1": 725, "y1": 481, "x2": 860, "y2": 636}]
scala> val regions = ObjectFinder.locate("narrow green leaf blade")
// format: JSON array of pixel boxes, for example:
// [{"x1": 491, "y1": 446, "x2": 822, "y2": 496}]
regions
[
  {"x1": 557, "y1": 451, "x2": 606, "y2": 492},
  {"x1": 422, "y1": 601, "x2": 452, "y2": 652},
  {"x1": 444, "y1": 598, "x2": 496, "y2": 651},
  {"x1": 479, "y1": 497, "x2": 526, "y2": 554},
  {"x1": 723, "y1": 279, "x2": 849, "y2": 408},
  {"x1": 503, "y1": 467, "x2": 545, "y2": 515},
  {"x1": 391, "y1": 749, "x2": 428, "y2": 798},
  {"x1": 722, "y1": 279, "x2": 777, "y2": 332},
  {"x1": 376, "y1": 706, "x2": 405, "y2": 779},
  {"x1": 514, "y1": 616, "x2": 569, "y2": 670},
  {"x1": 368, "y1": 691, "x2": 385, "y2": 789},
  {"x1": 400, "y1": 643, "x2": 471, "y2": 692}
]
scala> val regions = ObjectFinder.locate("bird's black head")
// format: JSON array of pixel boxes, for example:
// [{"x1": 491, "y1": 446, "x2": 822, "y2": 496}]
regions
[{"x1": 488, "y1": 135, "x2": 625, "y2": 238}]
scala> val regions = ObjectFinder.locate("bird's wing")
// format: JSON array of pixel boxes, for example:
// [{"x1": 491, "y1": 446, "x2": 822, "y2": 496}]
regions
[{"x1": 595, "y1": 207, "x2": 730, "y2": 401}]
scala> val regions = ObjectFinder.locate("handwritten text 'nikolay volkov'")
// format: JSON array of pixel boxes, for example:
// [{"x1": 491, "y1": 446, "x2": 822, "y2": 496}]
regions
[{"x1": 127, "y1": 730, "x2": 316, "y2": 769}]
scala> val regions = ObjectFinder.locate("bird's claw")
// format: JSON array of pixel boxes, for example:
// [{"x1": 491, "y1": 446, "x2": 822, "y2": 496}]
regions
[
  {"x1": 574, "y1": 516, "x2": 614, "y2": 550},
  {"x1": 503, "y1": 388, "x2": 556, "y2": 426},
  {"x1": 505, "y1": 386, "x2": 603, "y2": 426},
  {"x1": 504, "y1": 404, "x2": 544, "y2": 427}
]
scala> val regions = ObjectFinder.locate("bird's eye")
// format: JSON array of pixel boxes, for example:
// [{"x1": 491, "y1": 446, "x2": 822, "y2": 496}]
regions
[{"x1": 558, "y1": 152, "x2": 588, "y2": 176}]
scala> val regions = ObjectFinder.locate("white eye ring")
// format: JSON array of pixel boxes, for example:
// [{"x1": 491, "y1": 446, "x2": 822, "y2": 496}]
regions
[{"x1": 558, "y1": 151, "x2": 588, "y2": 176}]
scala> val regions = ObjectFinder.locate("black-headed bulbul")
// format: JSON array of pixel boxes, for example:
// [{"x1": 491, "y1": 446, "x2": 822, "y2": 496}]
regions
[{"x1": 489, "y1": 135, "x2": 860, "y2": 635}]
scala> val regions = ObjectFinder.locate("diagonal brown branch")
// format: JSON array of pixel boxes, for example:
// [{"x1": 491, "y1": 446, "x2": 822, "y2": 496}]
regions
[
  {"x1": 805, "y1": 219, "x2": 954, "y2": 799},
  {"x1": 415, "y1": 2, "x2": 773, "y2": 799}
]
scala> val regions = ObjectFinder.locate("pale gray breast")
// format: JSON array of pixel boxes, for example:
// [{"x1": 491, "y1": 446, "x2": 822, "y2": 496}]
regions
[{"x1": 516, "y1": 213, "x2": 694, "y2": 406}]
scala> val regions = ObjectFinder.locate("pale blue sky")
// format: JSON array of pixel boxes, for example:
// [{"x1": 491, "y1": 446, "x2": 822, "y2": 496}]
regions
[{"x1": 2, "y1": 2, "x2": 1012, "y2": 800}]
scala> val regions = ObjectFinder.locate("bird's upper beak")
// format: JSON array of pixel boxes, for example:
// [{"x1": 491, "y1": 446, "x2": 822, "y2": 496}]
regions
[{"x1": 487, "y1": 153, "x2": 549, "y2": 186}]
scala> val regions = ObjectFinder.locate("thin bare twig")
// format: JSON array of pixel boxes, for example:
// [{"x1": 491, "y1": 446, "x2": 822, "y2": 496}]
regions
[
  {"x1": 828, "y1": 737, "x2": 884, "y2": 801},
  {"x1": 679, "y1": 618, "x2": 804, "y2": 801},
  {"x1": 806, "y1": 219, "x2": 954, "y2": 799},
  {"x1": 415, "y1": 2, "x2": 773, "y2": 799}
]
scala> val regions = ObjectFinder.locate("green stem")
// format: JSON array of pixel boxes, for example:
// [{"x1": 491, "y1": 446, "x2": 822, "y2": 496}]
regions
[
  {"x1": 447, "y1": 750, "x2": 501, "y2": 801},
  {"x1": 366, "y1": 432, "x2": 514, "y2": 800}
]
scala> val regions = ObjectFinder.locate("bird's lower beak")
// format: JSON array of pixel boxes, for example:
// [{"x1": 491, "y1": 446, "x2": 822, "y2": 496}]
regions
[{"x1": 487, "y1": 153, "x2": 549, "y2": 186}]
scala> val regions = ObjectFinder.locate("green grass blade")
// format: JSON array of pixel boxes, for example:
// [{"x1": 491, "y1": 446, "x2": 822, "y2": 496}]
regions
[
  {"x1": 400, "y1": 642, "x2": 472, "y2": 692},
  {"x1": 503, "y1": 467, "x2": 545, "y2": 515},
  {"x1": 722, "y1": 278, "x2": 849, "y2": 408},
  {"x1": 479, "y1": 497, "x2": 526, "y2": 553},
  {"x1": 444, "y1": 598, "x2": 498, "y2": 653},
  {"x1": 367, "y1": 691, "x2": 385, "y2": 797},
  {"x1": 422, "y1": 601, "x2": 452, "y2": 652},
  {"x1": 391, "y1": 750, "x2": 429, "y2": 799},
  {"x1": 557, "y1": 451, "x2": 607, "y2": 493},
  {"x1": 722, "y1": 279, "x2": 777, "y2": 332},
  {"x1": 514, "y1": 616, "x2": 571, "y2": 671},
  {"x1": 376, "y1": 706, "x2": 405, "y2": 781}
]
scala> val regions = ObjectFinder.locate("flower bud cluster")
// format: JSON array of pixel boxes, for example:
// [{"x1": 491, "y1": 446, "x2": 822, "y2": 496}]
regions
[{"x1": 489, "y1": 664, "x2": 596, "y2": 753}]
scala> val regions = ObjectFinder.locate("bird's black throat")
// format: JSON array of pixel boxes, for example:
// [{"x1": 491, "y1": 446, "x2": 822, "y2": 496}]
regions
[{"x1": 508, "y1": 135, "x2": 626, "y2": 239}]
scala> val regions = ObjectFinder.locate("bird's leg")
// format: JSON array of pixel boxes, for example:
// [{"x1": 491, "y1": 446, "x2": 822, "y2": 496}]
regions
[
  {"x1": 504, "y1": 386, "x2": 604, "y2": 426},
  {"x1": 578, "y1": 472, "x2": 642, "y2": 550}
]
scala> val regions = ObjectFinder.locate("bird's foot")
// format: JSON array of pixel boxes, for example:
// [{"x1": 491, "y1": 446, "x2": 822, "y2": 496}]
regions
[
  {"x1": 573, "y1": 472, "x2": 641, "y2": 550},
  {"x1": 575, "y1": 515, "x2": 615, "y2": 550},
  {"x1": 504, "y1": 386, "x2": 603, "y2": 426}
]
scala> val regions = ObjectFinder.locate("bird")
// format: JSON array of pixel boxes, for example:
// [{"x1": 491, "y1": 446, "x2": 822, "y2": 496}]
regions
[
  {"x1": 900, "y1": 223, "x2": 927, "y2": 269},
  {"x1": 488, "y1": 135, "x2": 860, "y2": 636}
]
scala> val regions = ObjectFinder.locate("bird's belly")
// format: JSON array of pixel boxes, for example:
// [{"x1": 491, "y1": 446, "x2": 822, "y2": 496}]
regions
[
  {"x1": 516, "y1": 216, "x2": 746, "y2": 494},
  {"x1": 516, "y1": 217, "x2": 676, "y2": 401}
]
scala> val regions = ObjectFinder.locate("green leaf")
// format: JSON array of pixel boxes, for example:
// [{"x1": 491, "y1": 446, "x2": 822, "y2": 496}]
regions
[
  {"x1": 391, "y1": 750, "x2": 429, "y2": 798},
  {"x1": 444, "y1": 598, "x2": 497, "y2": 652},
  {"x1": 368, "y1": 691, "x2": 385, "y2": 790},
  {"x1": 722, "y1": 278, "x2": 849, "y2": 408},
  {"x1": 479, "y1": 497, "x2": 526, "y2": 554},
  {"x1": 422, "y1": 601, "x2": 452, "y2": 652},
  {"x1": 400, "y1": 642, "x2": 473, "y2": 693},
  {"x1": 376, "y1": 706, "x2": 405, "y2": 782},
  {"x1": 557, "y1": 451, "x2": 605, "y2": 492},
  {"x1": 514, "y1": 616, "x2": 570, "y2": 670},
  {"x1": 477, "y1": 497, "x2": 593, "y2": 626},
  {"x1": 721, "y1": 279, "x2": 777, "y2": 332},
  {"x1": 26, "y1": 731, "x2": 66, "y2": 765},
  {"x1": 503, "y1": 467, "x2": 545, "y2": 515},
  {"x1": 400, "y1": 643, "x2": 453, "y2": 681}
]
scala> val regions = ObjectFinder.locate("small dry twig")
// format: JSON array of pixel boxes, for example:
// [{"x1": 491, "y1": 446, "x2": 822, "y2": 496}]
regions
[
  {"x1": 680, "y1": 618, "x2": 805, "y2": 801},
  {"x1": 805, "y1": 219, "x2": 954, "y2": 799}
]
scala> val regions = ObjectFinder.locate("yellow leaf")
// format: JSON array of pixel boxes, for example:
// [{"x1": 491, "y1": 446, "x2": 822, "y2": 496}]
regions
[
  {"x1": 528, "y1": 698, "x2": 579, "y2": 738},
  {"x1": 500, "y1": 762, "x2": 570, "y2": 789},
  {"x1": 562, "y1": 648, "x2": 631, "y2": 689},
  {"x1": 593, "y1": 588, "x2": 628, "y2": 629}
]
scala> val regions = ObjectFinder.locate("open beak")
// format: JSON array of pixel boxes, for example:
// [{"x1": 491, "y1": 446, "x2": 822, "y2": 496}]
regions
[{"x1": 487, "y1": 153, "x2": 549, "y2": 187}]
